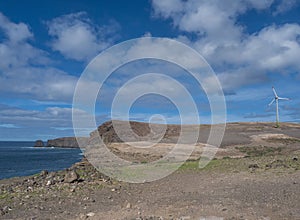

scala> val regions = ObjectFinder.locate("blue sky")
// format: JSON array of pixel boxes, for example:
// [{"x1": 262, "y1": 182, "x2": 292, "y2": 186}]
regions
[{"x1": 0, "y1": 0, "x2": 300, "y2": 141}]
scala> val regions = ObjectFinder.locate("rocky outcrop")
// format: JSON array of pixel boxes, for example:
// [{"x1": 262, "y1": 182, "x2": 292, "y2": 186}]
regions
[
  {"x1": 34, "y1": 140, "x2": 44, "y2": 147},
  {"x1": 46, "y1": 137, "x2": 88, "y2": 148}
]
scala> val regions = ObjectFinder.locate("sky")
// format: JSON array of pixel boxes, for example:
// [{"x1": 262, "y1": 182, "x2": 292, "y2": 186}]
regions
[{"x1": 0, "y1": 0, "x2": 300, "y2": 141}]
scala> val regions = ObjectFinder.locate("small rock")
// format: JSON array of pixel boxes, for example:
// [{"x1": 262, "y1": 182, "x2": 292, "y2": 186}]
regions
[
  {"x1": 292, "y1": 156, "x2": 298, "y2": 161},
  {"x1": 27, "y1": 186, "x2": 33, "y2": 191},
  {"x1": 126, "y1": 202, "x2": 131, "y2": 209},
  {"x1": 79, "y1": 213, "x2": 86, "y2": 219},
  {"x1": 111, "y1": 188, "x2": 116, "y2": 192},
  {"x1": 46, "y1": 180, "x2": 53, "y2": 186},
  {"x1": 86, "y1": 212, "x2": 95, "y2": 217},
  {"x1": 0, "y1": 210, "x2": 5, "y2": 216},
  {"x1": 40, "y1": 170, "x2": 48, "y2": 176},
  {"x1": 46, "y1": 172, "x2": 55, "y2": 180},
  {"x1": 249, "y1": 163, "x2": 259, "y2": 169},
  {"x1": 2, "y1": 206, "x2": 12, "y2": 212},
  {"x1": 64, "y1": 170, "x2": 79, "y2": 183},
  {"x1": 180, "y1": 216, "x2": 191, "y2": 220}
]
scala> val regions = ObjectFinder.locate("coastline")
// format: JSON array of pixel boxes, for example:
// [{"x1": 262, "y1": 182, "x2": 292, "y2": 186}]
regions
[{"x1": 0, "y1": 141, "x2": 83, "y2": 180}]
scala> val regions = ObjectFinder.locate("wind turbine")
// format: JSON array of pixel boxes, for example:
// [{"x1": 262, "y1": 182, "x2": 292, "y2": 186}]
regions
[{"x1": 269, "y1": 86, "x2": 290, "y2": 127}]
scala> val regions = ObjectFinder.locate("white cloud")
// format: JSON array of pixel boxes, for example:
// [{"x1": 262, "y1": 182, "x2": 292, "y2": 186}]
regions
[
  {"x1": 273, "y1": 0, "x2": 298, "y2": 15},
  {"x1": 151, "y1": 0, "x2": 300, "y2": 92},
  {"x1": 47, "y1": 12, "x2": 120, "y2": 61},
  {"x1": 0, "y1": 66, "x2": 78, "y2": 102},
  {"x1": 151, "y1": 0, "x2": 183, "y2": 19},
  {"x1": 0, "y1": 123, "x2": 20, "y2": 128},
  {"x1": 0, "y1": 12, "x2": 32, "y2": 43},
  {"x1": 0, "y1": 104, "x2": 104, "y2": 139},
  {"x1": 0, "y1": 13, "x2": 50, "y2": 70},
  {"x1": 0, "y1": 105, "x2": 94, "y2": 129},
  {"x1": 0, "y1": 13, "x2": 83, "y2": 102}
]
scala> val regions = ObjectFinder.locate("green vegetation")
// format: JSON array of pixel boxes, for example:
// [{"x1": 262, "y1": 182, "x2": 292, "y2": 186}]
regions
[
  {"x1": 179, "y1": 158, "x2": 249, "y2": 172},
  {"x1": 178, "y1": 153, "x2": 300, "y2": 173},
  {"x1": 236, "y1": 146, "x2": 283, "y2": 157},
  {"x1": 0, "y1": 193, "x2": 8, "y2": 200}
]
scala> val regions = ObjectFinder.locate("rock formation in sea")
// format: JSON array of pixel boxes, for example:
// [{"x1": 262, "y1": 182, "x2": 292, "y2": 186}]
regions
[
  {"x1": 34, "y1": 140, "x2": 44, "y2": 147},
  {"x1": 46, "y1": 137, "x2": 88, "y2": 148}
]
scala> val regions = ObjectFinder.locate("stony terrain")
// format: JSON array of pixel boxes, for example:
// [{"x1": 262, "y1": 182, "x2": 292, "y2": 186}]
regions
[{"x1": 1, "y1": 121, "x2": 300, "y2": 219}]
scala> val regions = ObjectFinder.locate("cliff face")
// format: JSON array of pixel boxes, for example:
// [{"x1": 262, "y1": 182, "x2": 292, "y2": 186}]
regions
[{"x1": 46, "y1": 137, "x2": 88, "y2": 148}]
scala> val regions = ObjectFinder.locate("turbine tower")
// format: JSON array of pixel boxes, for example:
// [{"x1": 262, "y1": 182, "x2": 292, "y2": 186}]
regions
[{"x1": 269, "y1": 86, "x2": 290, "y2": 127}]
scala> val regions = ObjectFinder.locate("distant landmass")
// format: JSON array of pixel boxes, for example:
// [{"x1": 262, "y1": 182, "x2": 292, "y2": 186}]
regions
[{"x1": 34, "y1": 137, "x2": 89, "y2": 148}]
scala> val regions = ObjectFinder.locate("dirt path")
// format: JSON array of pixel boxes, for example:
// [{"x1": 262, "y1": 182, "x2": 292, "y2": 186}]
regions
[{"x1": 86, "y1": 170, "x2": 300, "y2": 220}]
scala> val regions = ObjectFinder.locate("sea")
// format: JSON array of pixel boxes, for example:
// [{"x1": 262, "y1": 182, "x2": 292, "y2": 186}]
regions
[{"x1": 0, "y1": 141, "x2": 83, "y2": 180}]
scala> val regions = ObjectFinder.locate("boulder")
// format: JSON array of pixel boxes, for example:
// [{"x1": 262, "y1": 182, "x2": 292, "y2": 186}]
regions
[{"x1": 64, "y1": 170, "x2": 79, "y2": 183}]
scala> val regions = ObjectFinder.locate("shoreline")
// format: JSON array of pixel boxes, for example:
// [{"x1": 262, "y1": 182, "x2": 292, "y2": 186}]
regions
[{"x1": 0, "y1": 142, "x2": 83, "y2": 181}]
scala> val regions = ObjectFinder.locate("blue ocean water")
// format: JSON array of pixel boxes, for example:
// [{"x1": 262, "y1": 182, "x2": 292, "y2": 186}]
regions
[{"x1": 0, "y1": 141, "x2": 83, "y2": 180}]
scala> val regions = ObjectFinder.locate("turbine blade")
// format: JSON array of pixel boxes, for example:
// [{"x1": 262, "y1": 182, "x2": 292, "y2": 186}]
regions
[
  {"x1": 272, "y1": 86, "x2": 278, "y2": 97},
  {"x1": 278, "y1": 97, "x2": 290, "y2": 100},
  {"x1": 268, "y1": 99, "x2": 275, "y2": 106}
]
